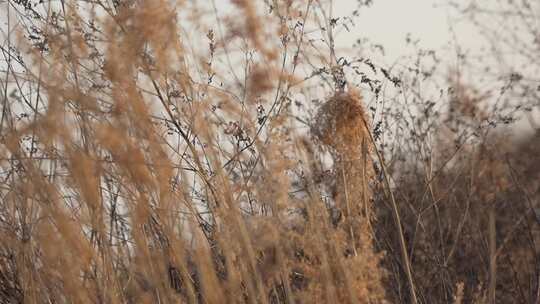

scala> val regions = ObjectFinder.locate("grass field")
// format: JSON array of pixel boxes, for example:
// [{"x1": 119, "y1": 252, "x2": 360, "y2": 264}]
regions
[{"x1": 1, "y1": 0, "x2": 539, "y2": 303}]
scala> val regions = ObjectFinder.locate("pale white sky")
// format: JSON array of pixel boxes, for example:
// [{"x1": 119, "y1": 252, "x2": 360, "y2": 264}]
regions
[
  {"x1": 0, "y1": 0, "x2": 482, "y2": 68},
  {"x1": 1, "y1": 0, "x2": 536, "y2": 131},
  {"x1": 333, "y1": 0, "x2": 482, "y2": 61},
  {"x1": 332, "y1": 0, "x2": 538, "y2": 134}
]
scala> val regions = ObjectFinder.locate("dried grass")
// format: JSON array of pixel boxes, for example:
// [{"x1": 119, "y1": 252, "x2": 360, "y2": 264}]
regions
[{"x1": 0, "y1": 0, "x2": 539, "y2": 303}]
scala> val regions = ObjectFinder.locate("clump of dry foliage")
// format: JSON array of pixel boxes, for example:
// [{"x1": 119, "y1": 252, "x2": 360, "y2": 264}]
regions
[{"x1": 0, "y1": 0, "x2": 539, "y2": 303}]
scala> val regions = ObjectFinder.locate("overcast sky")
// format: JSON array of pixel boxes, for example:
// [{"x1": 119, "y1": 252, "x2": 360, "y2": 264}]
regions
[
  {"x1": 333, "y1": 0, "x2": 483, "y2": 60},
  {"x1": 0, "y1": 0, "x2": 483, "y2": 67}
]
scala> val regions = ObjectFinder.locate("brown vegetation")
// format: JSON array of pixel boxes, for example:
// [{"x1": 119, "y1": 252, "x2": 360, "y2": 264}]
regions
[{"x1": 0, "y1": 0, "x2": 539, "y2": 303}]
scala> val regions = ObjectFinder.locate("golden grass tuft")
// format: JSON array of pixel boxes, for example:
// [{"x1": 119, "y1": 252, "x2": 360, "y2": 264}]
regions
[{"x1": 313, "y1": 90, "x2": 387, "y2": 303}]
